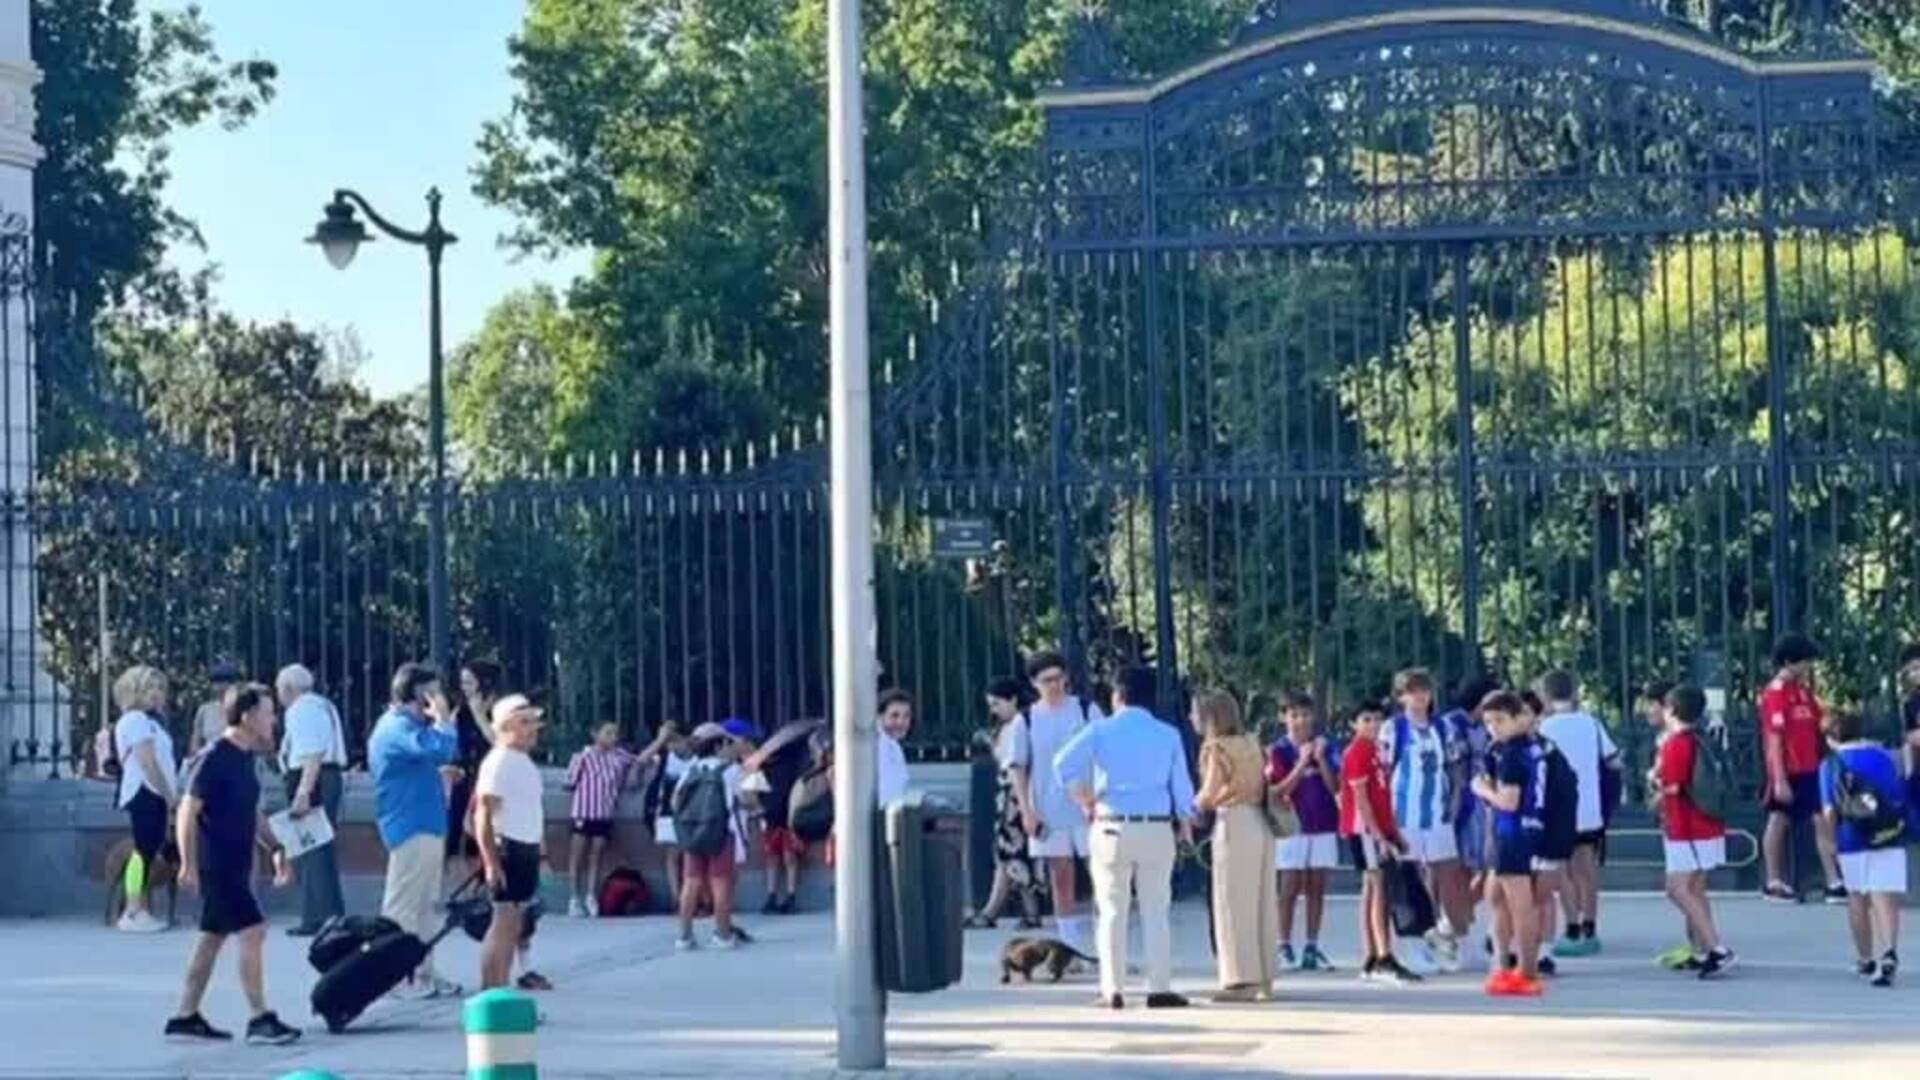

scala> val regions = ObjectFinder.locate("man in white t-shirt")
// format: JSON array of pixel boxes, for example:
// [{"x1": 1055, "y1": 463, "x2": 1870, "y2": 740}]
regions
[
  {"x1": 475, "y1": 694, "x2": 547, "y2": 990},
  {"x1": 1009, "y1": 651, "x2": 1102, "y2": 957},
  {"x1": 1537, "y1": 670, "x2": 1619, "y2": 959},
  {"x1": 277, "y1": 664, "x2": 348, "y2": 936},
  {"x1": 876, "y1": 690, "x2": 914, "y2": 807}
]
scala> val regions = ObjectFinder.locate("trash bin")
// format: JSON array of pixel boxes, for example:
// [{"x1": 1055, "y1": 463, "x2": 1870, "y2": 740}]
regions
[{"x1": 875, "y1": 792, "x2": 966, "y2": 993}]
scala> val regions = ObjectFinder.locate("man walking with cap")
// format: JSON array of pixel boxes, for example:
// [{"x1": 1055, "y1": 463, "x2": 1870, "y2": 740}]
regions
[
  {"x1": 1053, "y1": 666, "x2": 1196, "y2": 1010},
  {"x1": 278, "y1": 664, "x2": 348, "y2": 936},
  {"x1": 475, "y1": 694, "x2": 547, "y2": 989}
]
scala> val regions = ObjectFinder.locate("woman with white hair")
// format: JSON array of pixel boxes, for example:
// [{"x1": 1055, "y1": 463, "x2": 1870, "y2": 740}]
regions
[{"x1": 113, "y1": 665, "x2": 177, "y2": 933}]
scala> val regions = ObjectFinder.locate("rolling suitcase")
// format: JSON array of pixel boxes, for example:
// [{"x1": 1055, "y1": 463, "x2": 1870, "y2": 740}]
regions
[
  {"x1": 310, "y1": 872, "x2": 480, "y2": 1033},
  {"x1": 307, "y1": 914, "x2": 403, "y2": 973}
]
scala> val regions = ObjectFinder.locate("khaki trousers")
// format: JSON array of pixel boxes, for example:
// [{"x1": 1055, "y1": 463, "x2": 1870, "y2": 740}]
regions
[
  {"x1": 380, "y1": 833, "x2": 445, "y2": 978},
  {"x1": 1089, "y1": 819, "x2": 1177, "y2": 998},
  {"x1": 1211, "y1": 803, "x2": 1278, "y2": 991}
]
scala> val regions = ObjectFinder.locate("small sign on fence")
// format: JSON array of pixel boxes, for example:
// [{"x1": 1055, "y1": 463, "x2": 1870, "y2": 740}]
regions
[{"x1": 932, "y1": 519, "x2": 994, "y2": 561}]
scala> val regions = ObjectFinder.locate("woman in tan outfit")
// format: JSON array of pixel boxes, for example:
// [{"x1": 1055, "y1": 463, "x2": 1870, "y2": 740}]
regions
[{"x1": 1194, "y1": 692, "x2": 1278, "y2": 1001}]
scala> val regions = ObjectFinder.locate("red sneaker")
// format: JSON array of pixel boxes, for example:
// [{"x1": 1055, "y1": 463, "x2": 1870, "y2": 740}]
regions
[
  {"x1": 1507, "y1": 973, "x2": 1546, "y2": 997},
  {"x1": 1484, "y1": 970, "x2": 1522, "y2": 996}
]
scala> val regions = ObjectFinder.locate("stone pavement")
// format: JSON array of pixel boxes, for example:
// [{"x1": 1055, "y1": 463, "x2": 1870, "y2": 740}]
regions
[{"x1": 0, "y1": 894, "x2": 1913, "y2": 1079}]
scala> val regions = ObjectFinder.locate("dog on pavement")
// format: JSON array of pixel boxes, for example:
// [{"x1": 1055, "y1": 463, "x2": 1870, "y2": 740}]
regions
[{"x1": 999, "y1": 937, "x2": 1094, "y2": 984}]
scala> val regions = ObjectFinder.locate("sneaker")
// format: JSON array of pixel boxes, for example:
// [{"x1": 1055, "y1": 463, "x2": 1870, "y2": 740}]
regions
[
  {"x1": 763, "y1": 893, "x2": 784, "y2": 915},
  {"x1": 389, "y1": 979, "x2": 435, "y2": 1002},
  {"x1": 1656, "y1": 944, "x2": 1696, "y2": 970},
  {"x1": 1145, "y1": 991, "x2": 1191, "y2": 1009},
  {"x1": 1276, "y1": 943, "x2": 1299, "y2": 970},
  {"x1": 164, "y1": 1013, "x2": 232, "y2": 1042},
  {"x1": 1675, "y1": 954, "x2": 1707, "y2": 973},
  {"x1": 1504, "y1": 973, "x2": 1546, "y2": 997},
  {"x1": 1553, "y1": 936, "x2": 1600, "y2": 958},
  {"x1": 1823, "y1": 884, "x2": 1850, "y2": 906},
  {"x1": 244, "y1": 1012, "x2": 302, "y2": 1047},
  {"x1": 1432, "y1": 935, "x2": 1462, "y2": 974},
  {"x1": 585, "y1": 895, "x2": 601, "y2": 918},
  {"x1": 1856, "y1": 959, "x2": 1880, "y2": 980},
  {"x1": 1301, "y1": 944, "x2": 1333, "y2": 972},
  {"x1": 1484, "y1": 969, "x2": 1522, "y2": 996},
  {"x1": 426, "y1": 976, "x2": 463, "y2": 999},
  {"x1": 1762, "y1": 882, "x2": 1796, "y2": 904},
  {"x1": 568, "y1": 897, "x2": 588, "y2": 918},
  {"x1": 1380, "y1": 956, "x2": 1424, "y2": 985},
  {"x1": 674, "y1": 935, "x2": 698, "y2": 952},
  {"x1": 1358, "y1": 957, "x2": 1381, "y2": 983},
  {"x1": 710, "y1": 932, "x2": 740, "y2": 950},
  {"x1": 1697, "y1": 948, "x2": 1736, "y2": 980},
  {"x1": 1873, "y1": 953, "x2": 1898, "y2": 988},
  {"x1": 1537, "y1": 956, "x2": 1558, "y2": 977},
  {"x1": 516, "y1": 971, "x2": 554, "y2": 992},
  {"x1": 1401, "y1": 942, "x2": 1439, "y2": 976},
  {"x1": 117, "y1": 909, "x2": 166, "y2": 934}
]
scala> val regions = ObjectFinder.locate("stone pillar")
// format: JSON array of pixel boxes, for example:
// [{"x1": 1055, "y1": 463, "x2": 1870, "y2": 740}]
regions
[{"x1": 0, "y1": 1, "x2": 49, "y2": 777}]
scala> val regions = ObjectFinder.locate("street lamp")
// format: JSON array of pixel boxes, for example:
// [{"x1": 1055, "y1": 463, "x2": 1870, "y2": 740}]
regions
[{"x1": 307, "y1": 188, "x2": 458, "y2": 675}]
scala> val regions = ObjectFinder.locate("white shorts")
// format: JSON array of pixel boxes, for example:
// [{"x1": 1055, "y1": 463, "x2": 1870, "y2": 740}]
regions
[
  {"x1": 1403, "y1": 824, "x2": 1459, "y2": 865},
  {"x1": 1029, "y1": 821, "x2": 1091, "y2": 860},
  {"x1": 1839, "y1": 849, "x2": 1909, "y2": 895},
  {"x1": 1663, "y1": 837, "x2": 1726, "y2": 874},
  {"x1": 1277, "y1": 832, "x2": 1341, "y2": 871},
  {"x1": 654, "y1": 818, "x2": 678, "y2": 847}
]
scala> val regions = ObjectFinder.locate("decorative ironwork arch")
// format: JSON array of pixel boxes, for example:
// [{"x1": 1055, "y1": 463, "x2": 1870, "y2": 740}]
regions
[{"x1": 1044, "y1": 0, "x2": 1884, "y2": 248}]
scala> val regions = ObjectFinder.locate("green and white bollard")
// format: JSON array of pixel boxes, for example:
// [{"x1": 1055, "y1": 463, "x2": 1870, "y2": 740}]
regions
[{"x1": 465, "y1": 989, "x2": 538, "y2": 1080}]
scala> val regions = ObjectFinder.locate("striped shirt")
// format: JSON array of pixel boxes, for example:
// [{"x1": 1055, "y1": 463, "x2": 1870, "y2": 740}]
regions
[{"x1": 567, "y1": 746, "x2": 636, "y2": 822}]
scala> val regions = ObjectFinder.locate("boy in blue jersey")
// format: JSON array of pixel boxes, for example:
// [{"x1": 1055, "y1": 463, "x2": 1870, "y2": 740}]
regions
[
  {"x1": 1472, "y1": 691, "x2": 1546, "y2": 997},
  {"x1": 1818, "y1": 710, "x2": 1906, "y2": 987},
  {"x1": 1379, "y1": 668, "x2": 1472, "y2": 973}
]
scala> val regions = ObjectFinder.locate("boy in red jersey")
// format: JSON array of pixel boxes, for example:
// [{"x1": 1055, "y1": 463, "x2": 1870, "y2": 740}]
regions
[
  {"x1": 1658, "y1": 686, "x2": 1736, "y2": 979},
  {"x1": 1759, "y1": 634, "x2": 1843, "y2": 903},
  {"x1": 1339, "y1": 701, "x2": 1418, "y2": 985}
]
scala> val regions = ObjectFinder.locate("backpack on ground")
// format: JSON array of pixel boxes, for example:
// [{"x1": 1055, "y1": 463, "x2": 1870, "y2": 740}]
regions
[
  {"x1": 673, "y1": 764, "x2": 733, "y2": 857},
  {"x1": 1538, "y1": 739, "x2": 1580, "y2": 860},
  {"x1": 1685, "y1": 732, "x2": 1735, "y2": 822},
  {"x1": 596, "y1": 867, "x2": 651, "y2": 917},
  {"x1": 789, "y1": 763, "x2": 834, "y2": 843},
  {"x1": 1834, "y1": 755, "x2": 1907, "y2": 850}
]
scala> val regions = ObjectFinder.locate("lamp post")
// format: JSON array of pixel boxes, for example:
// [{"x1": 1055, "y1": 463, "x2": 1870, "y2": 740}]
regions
[
  {"x1": 307, "y1": 188, "x2": 458, "y2": 675},
  {"x1": 827, "y1": 0, "x2": 884, "y2": 1070}
]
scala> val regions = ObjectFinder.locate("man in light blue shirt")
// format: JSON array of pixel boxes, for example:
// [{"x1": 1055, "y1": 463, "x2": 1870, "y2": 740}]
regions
[
  {"x1": 1054, "y1": 666, "x2": 1197, "y2": 1009},
  {"x1": 367, "y1": 662, "x2": 460, "y2": 998}
]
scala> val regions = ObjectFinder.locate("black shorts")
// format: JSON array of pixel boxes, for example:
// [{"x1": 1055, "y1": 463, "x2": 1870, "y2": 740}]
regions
[
  {"x1": 126, "y1": 788, "x2": 168, "y2": 863},
  {"x1": 1576, "y1": 829, "x2": 1607, "y2": 863},
  {"x1": 1345, "y1": 834, "x2": 1386, "y2": 872},
  {"x1": 1494, "y1": 835, "x2": 1536, "y2": 877},
  {"x1": 199, "y1": 870, "x2": 264, "y2": 936},
  {"x1": 1764, "y1": 772, "x2": 1821, "y2": 821},
  {"x1": 492, "y1": 839, "x2": 541, "y2": 905},
  {"x1": 572, "y1": 818, "x2": 614, "y2": 840}
]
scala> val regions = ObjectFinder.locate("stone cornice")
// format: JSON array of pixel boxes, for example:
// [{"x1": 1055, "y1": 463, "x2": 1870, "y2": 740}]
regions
[{"x1": 0, "y1": 59, "x2": 44, "y2": 169}]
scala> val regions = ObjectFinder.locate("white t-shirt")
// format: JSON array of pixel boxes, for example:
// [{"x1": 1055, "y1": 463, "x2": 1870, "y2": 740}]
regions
[
  {"x1": 1540, "y1": 709, "x2": 1619, "y2": 833},
  {"x1": 194, "y1": 701, "x2": 225, "y2": 748},
  {"x1": 114, "y1": 710, "x2": 177, "y2": 809},
  {"x1": 1009, "y1": 696, "x2": 1101, "y2": 828},
  {"x1": 876, "y1": 731, "x2": 909, "y2": 807},
  {"x1": 657, "y1": 752, "x2": 691, "y2": 822},
  {"x1": 280, "y1": 692, "x2": 348, "y2": 769},
  {"x1": 1381, "y1": 718, "x2": 1450, "y2": 831},
  {"x1": 476, "y1": 746, "x2": 546, "y2": 844}
]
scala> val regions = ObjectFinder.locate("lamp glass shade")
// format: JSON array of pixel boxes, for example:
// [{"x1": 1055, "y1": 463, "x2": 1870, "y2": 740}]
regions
[{"x1": 307, "y1": 201, "x2": 371, "y2": 270}]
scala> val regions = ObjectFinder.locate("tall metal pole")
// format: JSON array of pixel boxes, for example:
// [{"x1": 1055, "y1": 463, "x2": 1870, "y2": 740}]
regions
[
  {"x1": 827, "y1": 0, "x2": 884, "y2": 1070},
  {"x1": 426, "y1": 189, "x2": 452, "y2": 676}
]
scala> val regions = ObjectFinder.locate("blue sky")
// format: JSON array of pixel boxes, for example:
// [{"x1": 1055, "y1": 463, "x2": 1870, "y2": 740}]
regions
[{"x1": 153, "y1": 0, "x2": 588, "y2": 398}]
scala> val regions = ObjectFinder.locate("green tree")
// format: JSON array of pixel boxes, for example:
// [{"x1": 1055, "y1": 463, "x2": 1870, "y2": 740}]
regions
[{"x1": 33, "y1": 0, "x2": 276, "y2": 327}]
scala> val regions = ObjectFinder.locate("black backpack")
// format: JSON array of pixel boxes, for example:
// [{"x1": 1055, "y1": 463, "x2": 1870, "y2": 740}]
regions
[
  {"x1": 789, "y1": 764, "x2": 834, "y2": 843},
  {"x1": 673, "y1": 764, "x2": 733, "y2": 857},
  {"x1": 1538, "y1": 739, "x2": 1580, "y2": 861}
]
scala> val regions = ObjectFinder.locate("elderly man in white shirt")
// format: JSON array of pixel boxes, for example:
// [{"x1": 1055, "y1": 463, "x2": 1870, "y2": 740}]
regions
[{"x1": 278, "y1": 664, "x2": 348, "y2": 936}]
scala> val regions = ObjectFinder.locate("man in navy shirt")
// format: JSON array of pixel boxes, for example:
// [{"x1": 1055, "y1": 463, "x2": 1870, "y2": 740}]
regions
[
  {"x1": 1054, "y1": 667, "x2": 1197, "y2": 1010},
  {"x1": 164, "y1": 684, "x2": 301, "y2": 1046}
]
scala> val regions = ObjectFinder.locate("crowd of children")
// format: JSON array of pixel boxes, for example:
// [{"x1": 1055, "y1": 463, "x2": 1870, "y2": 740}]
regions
[{"x1": 1254, "y1": 635, "x2": 1917, "y2": 998}]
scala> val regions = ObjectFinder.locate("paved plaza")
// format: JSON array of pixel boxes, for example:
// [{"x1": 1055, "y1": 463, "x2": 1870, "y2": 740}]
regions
[{"x1": 0, "y1": 894, "x2": 1912, "y2": 1079}]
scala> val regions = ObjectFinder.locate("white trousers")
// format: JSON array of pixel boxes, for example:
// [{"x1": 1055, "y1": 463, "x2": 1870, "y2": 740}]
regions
[{"x1": 1089, "y1": 820, "x2": 1177, "y2": 998}]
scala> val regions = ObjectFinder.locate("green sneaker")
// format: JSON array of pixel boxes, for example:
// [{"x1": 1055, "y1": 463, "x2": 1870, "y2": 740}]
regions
[
  {"x1": 1656, "y1": 944, "x2": 1695, "y2": 969},
  {"x1": 1554, "y1": 936, "x2": 1601, "y2": 958}
]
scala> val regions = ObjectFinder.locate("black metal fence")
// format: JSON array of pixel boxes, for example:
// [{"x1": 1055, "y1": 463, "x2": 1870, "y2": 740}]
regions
[{"x1": 10, "y1": 3, "x2": 1920, "y2": 789}]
